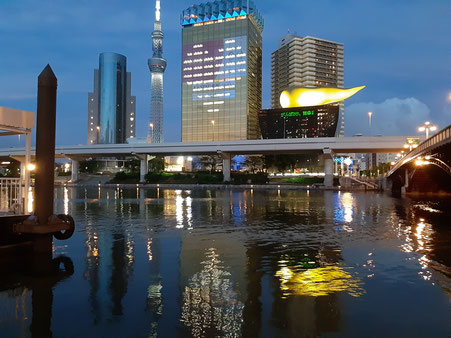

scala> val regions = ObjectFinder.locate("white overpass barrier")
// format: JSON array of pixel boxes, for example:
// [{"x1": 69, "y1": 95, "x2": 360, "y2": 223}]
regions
[{"x1": 0, "y1": 178, "x2": 23, "y2": 214}]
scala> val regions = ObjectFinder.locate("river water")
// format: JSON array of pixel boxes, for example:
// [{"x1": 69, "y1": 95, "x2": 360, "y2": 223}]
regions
[{"x1": 1, "y1": 187, "x2": 451, "y2": 337}]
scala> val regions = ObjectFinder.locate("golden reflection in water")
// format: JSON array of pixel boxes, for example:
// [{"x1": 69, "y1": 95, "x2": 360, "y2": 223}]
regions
[
  {"x1": 180, "y1": 248, "x2": 244, "y2": 337},
  {"x1": 63, "y1": 187, "x2": 69, "y2": 215},
  {"x1": 275, "y1": 264, "x2": 364, "y2": 298},
  {"x1": 27, "y1": 187, "x2": 33, "y2": 213},
  {"x1": 147, "y1": 238, "x2": 153, "y2": 261},
  {"x1": 186, "y1": 195, "x2": 193, "y2": 230},
  {"x1": 176, "y1": 190, "x2": 183, "y2": 229}
]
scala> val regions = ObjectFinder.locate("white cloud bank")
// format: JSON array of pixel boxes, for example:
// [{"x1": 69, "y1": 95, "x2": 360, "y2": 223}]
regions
[{"x1": 345, "y1": 97, "x2": 432, "y2": 136}]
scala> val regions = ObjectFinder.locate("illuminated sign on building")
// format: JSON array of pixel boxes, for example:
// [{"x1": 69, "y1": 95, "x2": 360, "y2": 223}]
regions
[
  {"x1": 280, "y1": 110, "x2": 315, "y2": 118},
  {"x1": 259, "y1": 104, "x2": 339, "y2": 139}
]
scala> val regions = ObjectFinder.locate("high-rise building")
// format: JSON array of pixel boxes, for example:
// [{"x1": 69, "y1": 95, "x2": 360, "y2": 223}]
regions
[
  {"x1": 88, "y1": 53, "x2": 136, "y2": 144},
  {"x1": 181, "y1": 0, "x2": 264, "y2": 142},
  {"x1": 148, "y1": 0, "x2": 167, "y2": 144},
  {"x1": 271, "y1": 34, "x2": 345, "y2": 135}
]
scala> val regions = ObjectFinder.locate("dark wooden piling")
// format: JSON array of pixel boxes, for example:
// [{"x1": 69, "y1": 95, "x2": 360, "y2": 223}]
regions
[{"x1": 34, "y1": 65, "x2": 57, "y2": 253}]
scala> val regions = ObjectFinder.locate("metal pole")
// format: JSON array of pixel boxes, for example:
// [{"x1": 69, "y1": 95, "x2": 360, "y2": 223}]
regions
[{"x1": 35, "y1": 64, "x2": 57, "y2": 225}]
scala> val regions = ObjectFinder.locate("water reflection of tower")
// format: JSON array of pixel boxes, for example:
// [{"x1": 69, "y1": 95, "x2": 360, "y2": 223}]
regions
[{"x1": 145, "y1": 237, "x2": 163, "y2": 336}]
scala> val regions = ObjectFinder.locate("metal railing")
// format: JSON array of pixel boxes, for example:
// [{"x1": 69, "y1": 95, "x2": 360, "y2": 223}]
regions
[
  {"x1": 0, "y1": 178, "x2": 23, "y2": 214},
  {"x1": 388, "y1": 124, "x2": 451, "y2": 177}
]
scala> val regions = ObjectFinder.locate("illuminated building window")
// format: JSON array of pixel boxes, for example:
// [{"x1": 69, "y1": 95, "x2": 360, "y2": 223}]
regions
[
  {"x1": 226, "y1": 62, "x2": 235, "y2": 66},
  {"x1": 187, "y1": 52, "x2": 192, "y2": 56},
  {"x1": 215, "y1": 71, "x2": 224, "y2": 75},
  {"x1": 236, "y1": 61, "x2": 246, "y2": 65},
  {"x1": 204, "y1": 80, "x2": 213, "y2": 83},
  {"x1": 225, "y1": 39, "x2": 235, "y2": 44},
  {"x1": 193, "y1": 73, "x2": 202, "y2": 77},
  {"x1": 225, "y1": 55, "x2": 235, "y2": 59},
  {"x1": 237, "y1": 53, "x2": 246, "y2": 57},
  {"x1": 203, "y1": 102, "x2": 213, "y2": 105},
  {"x1": 204, "y1": 72, "x2": 213, "y2": 76},
  {"x1": 204, "y1": 57, "x2": 214, "y2": 61},
  {"x1": 204, "y1": 65, "x2": 214, "y2": 69},
  {"x1": 193, "y1": 44, "x2": 203, "y2": 48},
  {"x1": 183, "y1": 67, "x2": 193, "y2": 71},
  {"x1": 194, "y1": 51, "x2": 203, "y2": 55},
  {"x1": 226, "y1": 47, "x2": 235, "y2": 51},
  {"x1": 130, "y1": 117, "x2": 134, "y2": 121},
  {"x1": 193, "y1": 58, "x2": 202, "y2": 63},
  {"x1": 194, "y1": 66, "x2": 203, "y2": 70},
  {"x1": 184, "y1": 74, "x2": 192, "y2": 78},
  {"x1": 215, "y1": 56, "x2": 224, "y2": 60},
  {"x1": 215, "y1": 63, "x2": 224, "y2": 67},
  {"x1": 214, "y1": 101, "x2": 224, "y2": 105},
  {"x1": 218, "y1": 48, "x2": 224, "y2": 52},
  {"x1": 183, "y1": 60, "x2": 193, "y2": 64}
]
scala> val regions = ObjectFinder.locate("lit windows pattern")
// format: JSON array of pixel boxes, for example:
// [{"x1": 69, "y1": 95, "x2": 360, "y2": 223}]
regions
[{"x1": 182, "y1": 16, "x2": 262, "y2": 142}]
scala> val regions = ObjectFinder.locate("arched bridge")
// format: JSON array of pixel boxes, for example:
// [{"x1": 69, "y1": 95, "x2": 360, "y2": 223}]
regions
[{"x1": 387, "y1": 124, "x2": 451, "y2": 193}]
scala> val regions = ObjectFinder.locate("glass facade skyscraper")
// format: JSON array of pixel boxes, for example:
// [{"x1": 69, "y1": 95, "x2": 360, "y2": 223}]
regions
[
  {"x1": 88, "y1": 52, "x2": 136, "y2": 144},
  {"x1": 181, "y1": 0, "x2": 263, "y2": 142}
]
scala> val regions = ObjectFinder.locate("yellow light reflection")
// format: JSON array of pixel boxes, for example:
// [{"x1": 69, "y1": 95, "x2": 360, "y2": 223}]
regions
[
  {"x1": 63, "y1": 187, "x2": 69, "y2": 215},
  {"x1": 275, "y1": 265, "x2": 364, "y2": 298},
  {"x1": 27, "y1": 187, "x2": 33, "y2": 213}
]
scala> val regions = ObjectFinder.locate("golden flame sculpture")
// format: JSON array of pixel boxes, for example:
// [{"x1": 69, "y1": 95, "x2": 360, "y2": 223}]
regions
[{"x1": 280, "y1": 86, "x2": 366, "y2": 108}]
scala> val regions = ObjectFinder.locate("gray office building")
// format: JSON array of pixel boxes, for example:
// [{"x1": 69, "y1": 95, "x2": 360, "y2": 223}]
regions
[
  {"x1": 181, "y1": 0, "x2": 264, "y2": 142},
  {"x1": 271, "y1": 34, "x2": 345, "y2": 136},
  {"x1": 88, "y1": 52, "x2": 136, "y2": 144}
]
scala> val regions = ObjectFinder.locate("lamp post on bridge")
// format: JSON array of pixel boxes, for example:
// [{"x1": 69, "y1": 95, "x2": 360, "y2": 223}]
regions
[{"x1": 418, "y1": 121, "x2": 437, "y2": 139}]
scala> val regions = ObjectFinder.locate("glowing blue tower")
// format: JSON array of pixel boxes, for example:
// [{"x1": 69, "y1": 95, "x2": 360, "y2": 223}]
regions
[{"x1": 148, "y1": 0, "x2": 166, "y2": 143}]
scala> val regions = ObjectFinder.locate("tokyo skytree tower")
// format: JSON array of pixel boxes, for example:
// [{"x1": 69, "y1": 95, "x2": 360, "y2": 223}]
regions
[{"x1": 148, "y1": 0, "x2": 166, "y2": 143}]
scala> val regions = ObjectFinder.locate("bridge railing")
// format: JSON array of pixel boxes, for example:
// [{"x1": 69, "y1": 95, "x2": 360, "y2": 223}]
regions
[
  {"x1": 388, "y1": 124, "x2": 451, "y2": 176},
  {"x1": 0, "y1": 178, "x2": 23, "y2": 214}
]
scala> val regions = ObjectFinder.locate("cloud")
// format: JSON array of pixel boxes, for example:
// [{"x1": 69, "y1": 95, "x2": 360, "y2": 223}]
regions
[{"x1": 345, "y1": 97, "x2": 431, "y2": 136}]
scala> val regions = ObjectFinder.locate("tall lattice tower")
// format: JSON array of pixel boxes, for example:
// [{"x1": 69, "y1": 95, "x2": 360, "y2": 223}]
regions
[{"x1": 148, "y1": 0, "x2": 167, "y2": 143}]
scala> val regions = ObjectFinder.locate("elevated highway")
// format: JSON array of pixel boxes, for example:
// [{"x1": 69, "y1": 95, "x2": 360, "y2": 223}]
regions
[{"x1": 0, "y1": 135, "x2": 414, "y2": 187}]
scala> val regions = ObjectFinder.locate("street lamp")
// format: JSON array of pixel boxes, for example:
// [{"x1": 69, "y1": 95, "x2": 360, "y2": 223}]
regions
[
  {"x1": 96, "y1": 126, "x2": 100, "y2": 143},
  {"x1": 418, "y1": 121, "x2": 437, "y2": 139},
  {"x1": 403, "y1": 138, "x2": 419, "y2": 151},
  {"x1": 368, "y1": 111, "x2": 373, "y2": 136},
  {"x1": 148, "y1": 123, "x2": 154, "y2": 143}
]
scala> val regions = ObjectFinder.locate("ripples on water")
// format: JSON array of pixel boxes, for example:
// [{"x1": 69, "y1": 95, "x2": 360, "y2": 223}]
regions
[{"x1": 1, "y1": 187, "x2": 451, "y2": 337}]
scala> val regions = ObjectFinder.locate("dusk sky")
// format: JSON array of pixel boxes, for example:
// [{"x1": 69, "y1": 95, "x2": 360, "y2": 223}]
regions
[{"x1": 1, "y1": 0, "x2": 450, "y2": 147}]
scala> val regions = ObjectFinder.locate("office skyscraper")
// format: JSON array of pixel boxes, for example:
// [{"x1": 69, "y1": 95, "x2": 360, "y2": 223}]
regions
[
  {"x1": 181, "y1": 0, "x2": 263, "y2": 142},
  {"x1": 271, "y1": 34, "x2": 345, "y2": 135},
  {"x1": 88, "y1": 53, "x2": 136, "y2": 144},
  {"x1": 148, "y1": 0, "x2": 167, "y2": 143}
]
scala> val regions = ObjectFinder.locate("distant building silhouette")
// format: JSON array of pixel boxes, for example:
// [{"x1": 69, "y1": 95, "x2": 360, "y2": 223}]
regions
[{"x1": 88, "y1": 53, "x2": 136, "y2": 144}]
